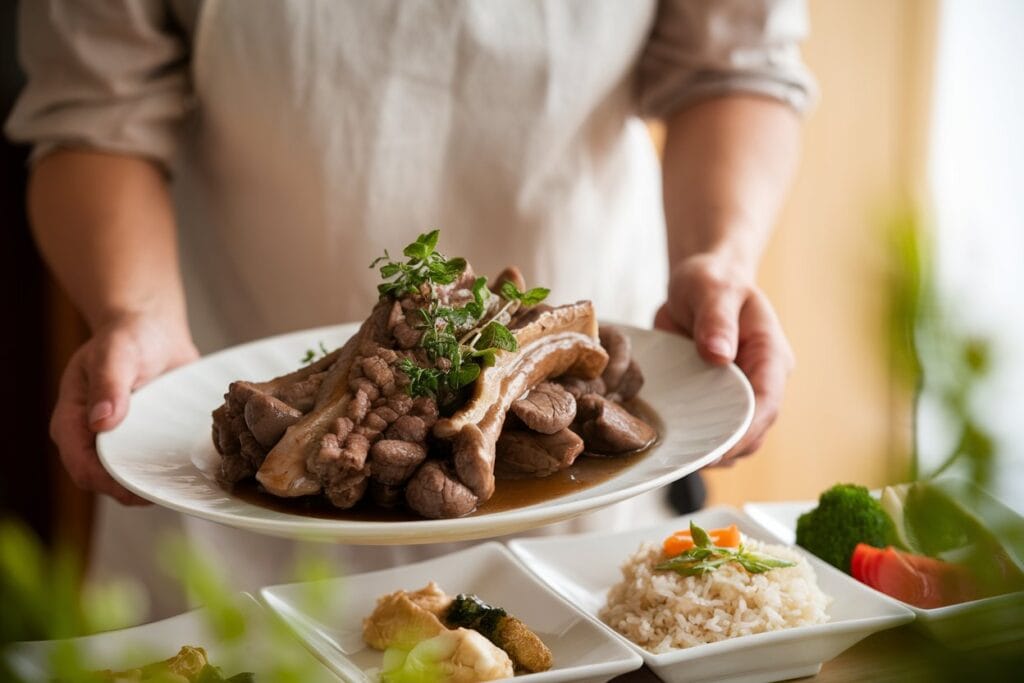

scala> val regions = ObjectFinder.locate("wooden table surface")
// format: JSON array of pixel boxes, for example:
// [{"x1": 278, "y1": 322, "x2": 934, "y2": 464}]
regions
[{"x1": 611, "y1": 625, "x2": 1023, "y2": 683}]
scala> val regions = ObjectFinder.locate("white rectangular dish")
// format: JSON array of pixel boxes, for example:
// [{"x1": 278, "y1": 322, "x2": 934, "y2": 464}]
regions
[
  {"x1": 509, "y1": 506, "x2": 914, "y2": 683},
  {"x1": 745, "y1": 480, "x2": 1024, "y2": 650},
  {"x1": 259, "y1": 541, "x2": 643, "y2": 682},
  {"x1": 3, "y1": 593, "x2": 340, "y2": 682}
]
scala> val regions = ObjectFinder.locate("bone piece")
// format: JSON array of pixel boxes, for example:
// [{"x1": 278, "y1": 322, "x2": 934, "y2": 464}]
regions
[
  {"x1": 433, "y1": 301, "x2": 608, "y2": 501},
  {"x1": 255, "y1": 304, "x2": 387, "y2": 496}
]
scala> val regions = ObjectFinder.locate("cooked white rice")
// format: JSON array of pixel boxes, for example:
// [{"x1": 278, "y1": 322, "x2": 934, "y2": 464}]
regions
[{"x1": 599, "y1": 537, "x2": 831, "y2": 652}]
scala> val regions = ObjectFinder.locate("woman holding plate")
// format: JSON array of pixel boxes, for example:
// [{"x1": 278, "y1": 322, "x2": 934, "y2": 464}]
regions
[{"x1": 7, "y1": 0, "x2": 813, "y2": 618}]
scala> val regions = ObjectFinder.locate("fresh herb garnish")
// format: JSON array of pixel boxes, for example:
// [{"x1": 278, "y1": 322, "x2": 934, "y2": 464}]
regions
[
  {"x1": 370, "y1": 231, "x2": 550, "y2": 403},
  {"x1": 370, "y1": 229, "x2": 468, "y2": 297},
  {"x1": 655, "y1": 521, "x2": 796, "y2": 576},
  {"x1": 500, "y1": 281, "x2": 550, "y2": 307},
  {"x1": 300, "y1": 341, "x2": 330, "y2": 365}
]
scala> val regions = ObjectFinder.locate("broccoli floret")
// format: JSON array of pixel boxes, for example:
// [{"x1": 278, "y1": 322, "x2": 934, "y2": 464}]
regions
[{"x1": 796, "y1": 484, "x2": 897, "y2": 573}]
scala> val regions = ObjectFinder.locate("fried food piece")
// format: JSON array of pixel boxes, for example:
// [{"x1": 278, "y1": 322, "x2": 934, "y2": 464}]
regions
[
  {"x1": 363, "y1": 590, "x2": 447, "y2": 650},
  {"x1": 444, "y1": 594, "x2": 552, "y2": 672}
]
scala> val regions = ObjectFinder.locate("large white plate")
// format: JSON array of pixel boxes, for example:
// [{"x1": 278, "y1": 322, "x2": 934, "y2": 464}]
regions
[
  {"x1": 744, "y1": 479, "x2": 1024, "y2": 650},
  {"x1": 3, "y1": 594, "x2": 340, "y2": 681},
  {"x1": 509, "y1": 507, "x2": 915, "y2": 683},
  {"x1": 259, "y1": 542, "x2": 642, "y2": 682},
  {"x1": 97, "y1": 323, "x2": 753, "y2": 544}
]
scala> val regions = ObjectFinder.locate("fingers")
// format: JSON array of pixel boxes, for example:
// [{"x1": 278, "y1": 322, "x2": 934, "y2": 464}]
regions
[
  {"x1": 51, "y1": 351, "x2": 149, "y2": 505},
  {"x1": 715, "y1": 291, "x2": 794, "y2": 464},
  {"x1": 85, "y1": 333, "x2": 139, "y2": 432},
  {"x1": 664, "y1": 257, "x2": 748, "y2": 365},
  {"x1": 653, "y1": 304, "x2": 682, "y2": 333},
  {"x1": 692, "y1": 286, "x2": 745, "y2": 365}
]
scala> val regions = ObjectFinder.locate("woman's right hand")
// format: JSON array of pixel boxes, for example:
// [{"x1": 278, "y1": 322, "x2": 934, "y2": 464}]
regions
[{"x1": 50, "y1": 313, "x2": 199, "y2": 504}]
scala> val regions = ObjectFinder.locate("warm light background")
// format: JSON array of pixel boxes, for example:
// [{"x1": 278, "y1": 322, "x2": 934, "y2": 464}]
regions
[{"x1": 700, "y1": 0, "x2": 938, "y2": 506}]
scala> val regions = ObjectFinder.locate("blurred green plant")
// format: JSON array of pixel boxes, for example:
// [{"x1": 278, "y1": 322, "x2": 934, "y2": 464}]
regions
[
  {"x1": 0, "y1": 518, "x2": 147, "y2": 681},
  {"x1": 885, "y1": 209, "x2": 1022, "y2": 681},
  {"x1": 885, "y1": 209, "x2": 994, "y2": 486},
  {"x1": 1, "y1": 521, "x2": 337, "y2": 682}
]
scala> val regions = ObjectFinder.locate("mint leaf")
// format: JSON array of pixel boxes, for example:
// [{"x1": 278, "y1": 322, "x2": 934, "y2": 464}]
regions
[
  {"x1": 499, "y1": 281, "x2": 549, "y2": 307},
  {"x1": 519, "y1": 287, "x2": 550, "y2": 306},
  {"x1": 690, "y1": 521, "x2": 712, "y2": 548},
  {"x1": 475, "y1": 321, "x2": 518, "y2": 353}
]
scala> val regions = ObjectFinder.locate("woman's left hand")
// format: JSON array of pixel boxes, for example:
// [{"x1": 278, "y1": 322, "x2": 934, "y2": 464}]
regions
[{"x1": 654, "y1": 253, "x2": 795, "y2": 465}]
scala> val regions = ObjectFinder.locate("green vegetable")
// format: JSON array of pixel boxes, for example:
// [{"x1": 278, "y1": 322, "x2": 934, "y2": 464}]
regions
[
  {"x1": 380, "y1": 636, "x2": 451, "y2": 683},
  {"x1": 656, "y1": 521, "x2": 795, "y2": 576},
  {"x1": 881, "y1": 480, "x2": 1024, "y2": 595},
  {"x1": 444, "y1": 594, "x2": 507, "y2": 641},
  {"x1": 796, "y1": 484, "x2": 898, "y2": 573}
]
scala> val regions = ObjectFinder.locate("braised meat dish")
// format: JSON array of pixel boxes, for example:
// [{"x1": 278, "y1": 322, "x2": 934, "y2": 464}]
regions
[{"x1": 211, "y1": 231, "x2": 656, "y2": 519}]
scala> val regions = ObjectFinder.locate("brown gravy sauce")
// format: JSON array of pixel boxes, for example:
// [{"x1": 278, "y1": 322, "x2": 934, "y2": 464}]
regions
[{"x1": 232, "y1": 399, "x2": 662, "y2": 523}]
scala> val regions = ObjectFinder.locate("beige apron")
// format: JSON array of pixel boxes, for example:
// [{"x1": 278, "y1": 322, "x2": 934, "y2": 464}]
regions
[{"x1": 91, "y1": 0, "x2": 671, "y2": 619}]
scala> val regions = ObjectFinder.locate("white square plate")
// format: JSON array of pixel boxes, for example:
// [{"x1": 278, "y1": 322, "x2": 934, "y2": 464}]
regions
[
  {"x1": 259, "y1": 542, "x2": 642, "y2": 682},
  {"x1": 509, "y1": 506, "x2": 914, "y2": 683},
  {"x1": 3, "y1": 593, "x2": 340, "y2": 681},
  {"x1": 744, "y1": 480, "x2": 1024, "y2": 649}
]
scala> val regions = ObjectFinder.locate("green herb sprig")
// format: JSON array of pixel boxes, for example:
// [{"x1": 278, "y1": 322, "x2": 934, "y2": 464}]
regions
[
  {"x1": 300, "y1": 341, "x2": 330, "y2": 365},
  {"x1": 655, "y1": 522, "x2": 796, "y2": 576},
  {"x1": 370, "y1": 229, "x2": 467, "y2": 297},
  {"x1": 370, "y1": 231, "x2": 550, "y2": 403}
]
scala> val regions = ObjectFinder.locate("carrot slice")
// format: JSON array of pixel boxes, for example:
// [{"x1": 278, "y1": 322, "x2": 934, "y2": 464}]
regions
[{"x1": 663, "y1": 525, "x2": 741, "y2": 556}]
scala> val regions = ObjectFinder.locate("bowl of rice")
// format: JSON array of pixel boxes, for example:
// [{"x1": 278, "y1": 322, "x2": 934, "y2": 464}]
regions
[
  {"x1": 600, "y1": 534, "x2": 830, "y2": 653},
  {"x1": 509, "y1": 507, "x2": 915, "y2": 683}
]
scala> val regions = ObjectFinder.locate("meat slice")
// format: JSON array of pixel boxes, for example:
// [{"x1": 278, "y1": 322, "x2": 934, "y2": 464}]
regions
[
  {"x1": 608, "y1": 358, "x2": 644, "y2": 401},
  {"x1": 369, "y1": 439, "x2": 428, "y2": 485},
  {"x1": 254, "y1": 303, "x2": 389, "y2": 497},
  {"x1": 510, "y1": 382, "x2": 576, "y2": 434},
  {"x1": 405, "y1": 461, "x2": 478, "y2": 519},
  {"x1": 212, "y1": 345, "x2": 342, "y2": 484},
  {"x1": 576, "y1": 393, "x2": 657, "y2": 455},
  {"x1": 495, "y1": 429, "x2": 584, "y2": 478},
  {"x1": 433, "y1": 301, "x2": 608, "y2": 501},
  {"x1": 599, "y1": 325, "x2": 631, "y2": 391},
  {"x1": 244, "y1": 394, "x2": 303, "y2": 448},
  {"x1": 555, "y1": 375, "x2": 606, "y2": 399}
]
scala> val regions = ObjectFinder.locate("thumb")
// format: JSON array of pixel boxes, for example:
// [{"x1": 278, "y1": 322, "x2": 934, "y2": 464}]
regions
[
  {"x1": 85, "y1": 338, "x2": 138, "y2": 432},
  {"x1": 693, "y1": 287, "x2": 745, "y2": 365}
]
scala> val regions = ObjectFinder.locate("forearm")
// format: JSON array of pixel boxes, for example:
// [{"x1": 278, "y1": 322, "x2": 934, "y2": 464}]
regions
[
  {"x1": 28, "y1": 149, "x2": 189, "y2": 332},
  {"x1": 662, "y1": 95, "x2": 802, "y2": 276}
]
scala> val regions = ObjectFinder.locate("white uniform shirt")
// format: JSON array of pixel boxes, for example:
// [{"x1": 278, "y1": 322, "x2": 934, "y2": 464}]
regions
[{"x1": 7, "y1": 0, "x2": 813, "y2": 619}]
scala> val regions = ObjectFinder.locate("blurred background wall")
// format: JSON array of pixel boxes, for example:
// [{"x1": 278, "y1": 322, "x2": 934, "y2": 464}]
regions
[{"x1": 704, "y1": 0, "x2": 939, "y2": 507}]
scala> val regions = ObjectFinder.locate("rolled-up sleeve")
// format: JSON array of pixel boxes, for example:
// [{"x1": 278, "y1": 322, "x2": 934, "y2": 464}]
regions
[
  {"x1": 4, "y1": 0, "x2": 192, "y2": 171},
  {"x1": 637, "y1": 0, "x2": 816, "y2": 119}
]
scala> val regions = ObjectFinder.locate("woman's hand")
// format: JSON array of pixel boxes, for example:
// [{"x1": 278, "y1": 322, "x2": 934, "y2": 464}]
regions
[
  {"x1": 654, "y1": 254, "x2": 795, "y2": 464},
  {"x1": 50, "y1": 313, "x2": 198, "y2": 504}
]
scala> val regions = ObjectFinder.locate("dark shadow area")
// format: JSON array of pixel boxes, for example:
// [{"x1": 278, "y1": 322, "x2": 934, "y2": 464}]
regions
[{"x1": 0, "y1": 1, "x2": 52, "y2": 543}]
